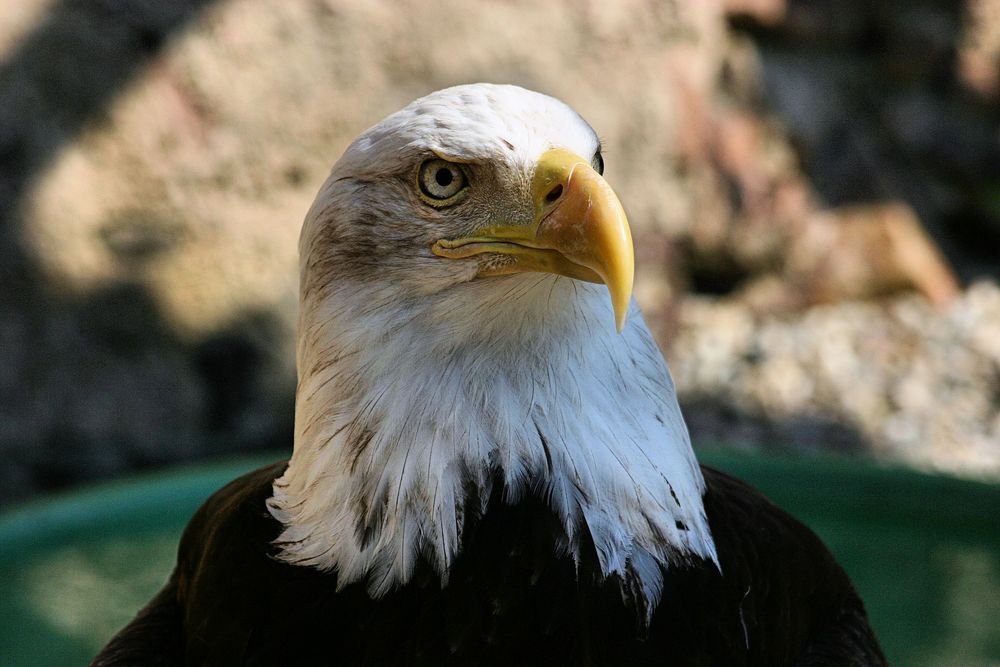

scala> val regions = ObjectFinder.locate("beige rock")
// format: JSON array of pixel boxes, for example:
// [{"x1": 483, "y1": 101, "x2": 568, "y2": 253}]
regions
[
  {"x1": 785, "y1": 202, "x2": 961, "y2": 308},
  {"x1": 2, "y1": 0, "x2": 996, "y2": 502},
  {"x1": 18, "y1": 0, "x2": 728, "y2": 340}
]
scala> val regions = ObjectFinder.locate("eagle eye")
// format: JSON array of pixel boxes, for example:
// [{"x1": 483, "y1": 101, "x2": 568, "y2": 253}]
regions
[
  {"x1": 592, "y1": 150, "x2": 604, "y2": 175},
  {"x1": 417, "y1": 159, "x2": 468, "y2": 206}
]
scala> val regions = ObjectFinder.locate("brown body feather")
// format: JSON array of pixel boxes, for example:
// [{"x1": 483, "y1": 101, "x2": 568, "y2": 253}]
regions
[{"x1": 93, "y1": 461, "x2": 885, "y2": 666}]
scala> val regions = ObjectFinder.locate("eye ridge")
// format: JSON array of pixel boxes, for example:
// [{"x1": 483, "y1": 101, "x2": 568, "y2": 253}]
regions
[{"x1": 417, "y1": 158, "x2": 468, "y2": 206}]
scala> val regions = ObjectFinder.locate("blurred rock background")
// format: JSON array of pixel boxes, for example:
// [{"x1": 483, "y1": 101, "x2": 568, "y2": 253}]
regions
[{"x1": 1, "y1": 0, "x2": 998, "y2": 508}]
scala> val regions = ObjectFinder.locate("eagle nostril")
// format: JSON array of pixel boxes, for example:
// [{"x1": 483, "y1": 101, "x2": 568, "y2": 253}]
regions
[{"x1": 545, "y1": 184, "x2": 563, "y2": 204}]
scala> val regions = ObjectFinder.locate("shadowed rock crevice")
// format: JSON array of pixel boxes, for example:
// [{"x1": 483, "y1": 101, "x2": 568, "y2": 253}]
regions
[
  {"x1": 682, "y1": 395, "x2": 870, "y2": 456},
  {"x1": 726, "y1": 0, "x2": 1000, "y2": 285}
]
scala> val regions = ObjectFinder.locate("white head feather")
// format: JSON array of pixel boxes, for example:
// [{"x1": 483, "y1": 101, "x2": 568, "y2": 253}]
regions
[{"x1": 267, "y1": 84, "x2": 717, "y2": 619}]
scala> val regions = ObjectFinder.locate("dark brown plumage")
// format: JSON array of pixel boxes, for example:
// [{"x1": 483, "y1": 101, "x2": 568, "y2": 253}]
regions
[{"x1": 93, "y1": 460, "x2": 885, "y2": 666}]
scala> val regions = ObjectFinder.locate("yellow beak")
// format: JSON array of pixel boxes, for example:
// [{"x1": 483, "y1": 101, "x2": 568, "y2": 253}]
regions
[{"x1": 432, "y1": 148, "x2": 634, "y2": 332}]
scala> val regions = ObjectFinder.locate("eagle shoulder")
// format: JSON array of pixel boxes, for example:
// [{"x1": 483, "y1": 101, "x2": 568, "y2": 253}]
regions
[
  {"x1": 174, "y1": 461, "x2": 293, "y2": 665},
  {"x1": 699, "y1": 465, "x2": 886, "y2": 666}
]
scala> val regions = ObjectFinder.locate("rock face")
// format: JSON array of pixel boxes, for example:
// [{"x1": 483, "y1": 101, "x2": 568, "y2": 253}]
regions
[
  {"x1": 671, "y1": 283, "x2": 1000, "y2": 475},
  {"x1": 0, "y1": 0, "x2": 998, "y2": 505}
]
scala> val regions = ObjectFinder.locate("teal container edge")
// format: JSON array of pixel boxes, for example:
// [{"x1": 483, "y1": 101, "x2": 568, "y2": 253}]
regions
[{"x1": 0, "y1": 453, "x2": 285, "y2": 562}]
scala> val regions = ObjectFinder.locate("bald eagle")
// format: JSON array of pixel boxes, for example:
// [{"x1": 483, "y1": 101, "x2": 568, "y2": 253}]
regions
[{"x1": 93, "y1": 84, "x2": 885, "y2": 666}]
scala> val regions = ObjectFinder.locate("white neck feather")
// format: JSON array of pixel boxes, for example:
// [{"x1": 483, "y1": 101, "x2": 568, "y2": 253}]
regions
[{"x1": 267, "y1": 273, "x2": 717, "y2": 617}]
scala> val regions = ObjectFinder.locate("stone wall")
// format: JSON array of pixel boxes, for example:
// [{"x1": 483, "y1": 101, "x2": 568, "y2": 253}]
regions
[{"x1": 1, "y1": 0, "x2": 997, "y2": 506}]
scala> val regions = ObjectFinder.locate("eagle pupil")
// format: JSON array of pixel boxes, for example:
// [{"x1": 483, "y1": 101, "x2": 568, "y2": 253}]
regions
[{"x1": 435, "y1": 169, "x2": 453, "y2": 187}]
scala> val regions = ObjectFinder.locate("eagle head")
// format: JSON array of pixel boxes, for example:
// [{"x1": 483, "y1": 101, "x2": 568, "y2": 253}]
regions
[{"x1": 299, "y1": 83, "x2": 632, "y2": 334}]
